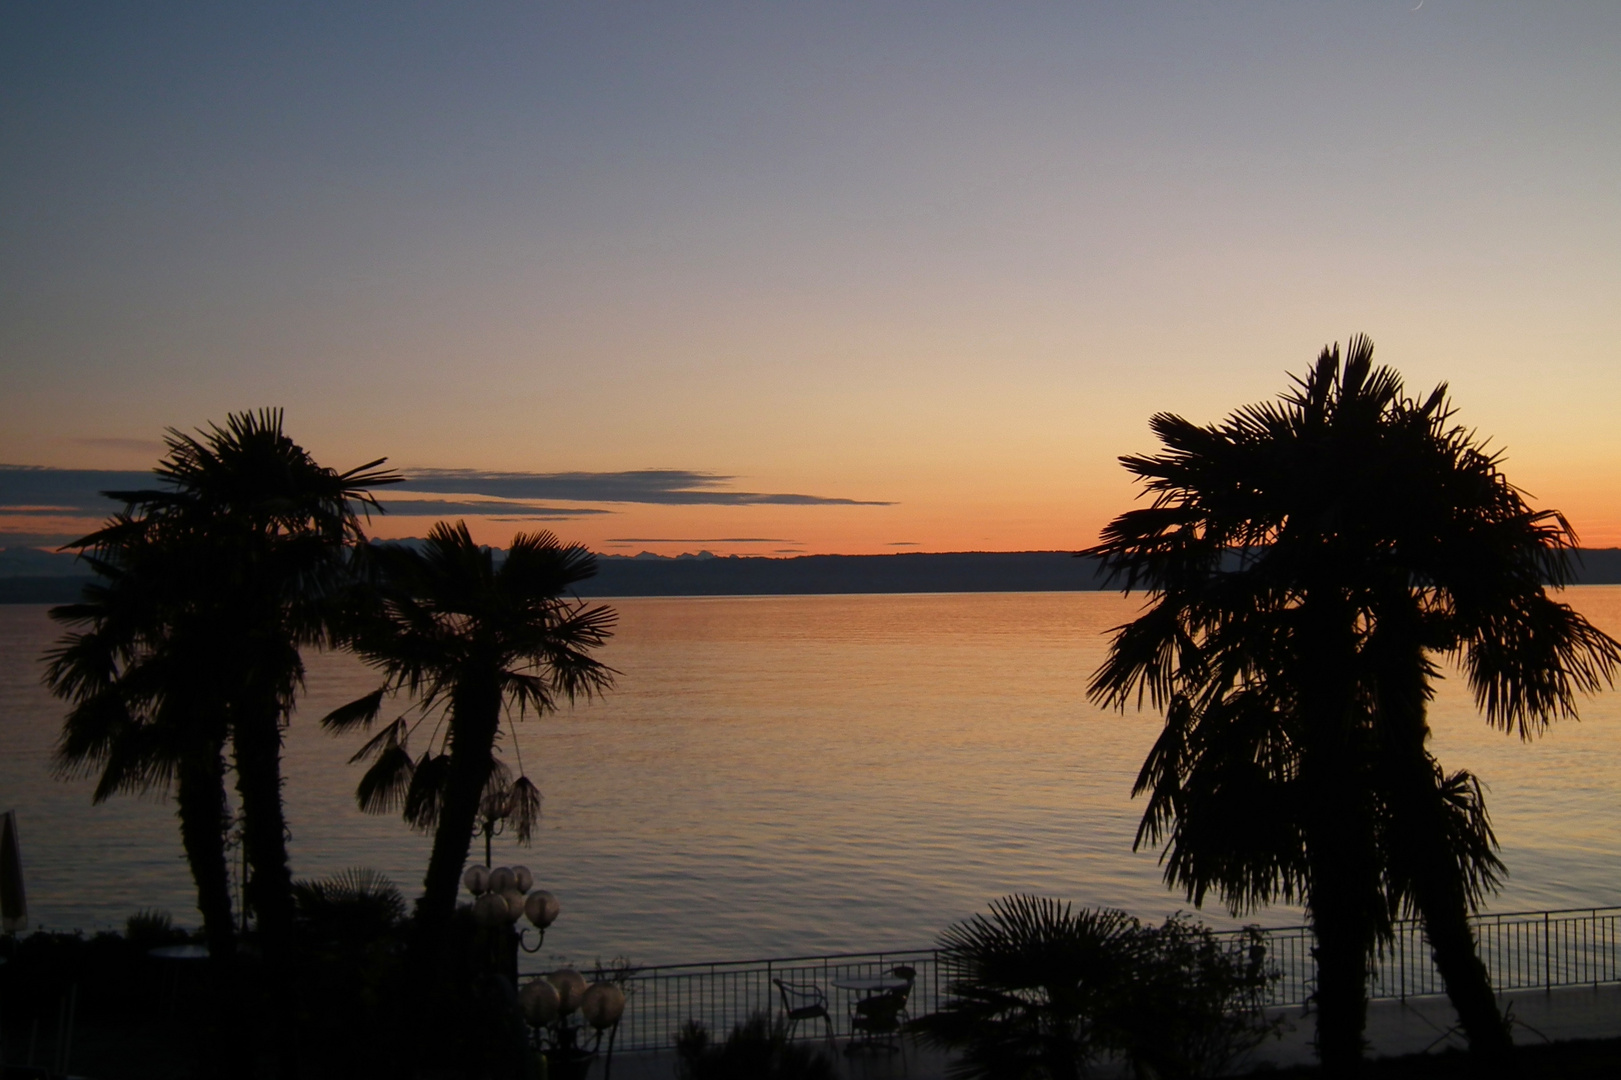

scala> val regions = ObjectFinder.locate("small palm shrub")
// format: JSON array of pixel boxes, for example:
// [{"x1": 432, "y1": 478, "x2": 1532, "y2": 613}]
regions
[
  {"x1": 292, "y1": 866, "x2": 409, "y2": 942},
  {"x1": 676, "y1": 1012, "x2": 836, "y2": 1080},
  {"x1": 124, "y1": 907, "x2": 187, "y2": 948},
  {"x1": 912, "y1": 895, "x2": 1279, "y2": 1080}
]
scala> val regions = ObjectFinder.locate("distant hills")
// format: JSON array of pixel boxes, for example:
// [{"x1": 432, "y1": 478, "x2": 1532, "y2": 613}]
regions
[
  {"x1": 579, "y1": 550, "x2": 1112, "y2": 596},
  {"x1": 7, "y1": 546, "x2": 1621, "y2": 604}
]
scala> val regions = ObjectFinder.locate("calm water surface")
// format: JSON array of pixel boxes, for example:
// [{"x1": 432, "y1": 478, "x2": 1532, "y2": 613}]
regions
[{"x1": 3, "y1": 590, "x2": 1620, "y2": 967}]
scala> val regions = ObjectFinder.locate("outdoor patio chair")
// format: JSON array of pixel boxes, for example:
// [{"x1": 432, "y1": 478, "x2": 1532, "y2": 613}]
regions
[
  {"x1": 846, "y1": 986, "x2": 908, "y2": 1057},
  {"x1": 772, "y1": 977, "x2": 834, "y2": 1042},
  {"x1": 889, "y1": 965, "x2": 917, "y2": 1023}
]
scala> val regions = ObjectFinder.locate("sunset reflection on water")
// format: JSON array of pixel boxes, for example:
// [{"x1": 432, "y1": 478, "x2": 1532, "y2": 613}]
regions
[{"x1": 4, "y1": 588, "x2": 1619, "y2": 967}]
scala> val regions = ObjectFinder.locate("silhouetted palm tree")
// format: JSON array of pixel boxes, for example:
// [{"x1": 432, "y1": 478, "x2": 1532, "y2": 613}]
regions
[
  {"x1": 325, "y1": 521, "x2": 615, "y2": 951},
  {"x1": 1089, "y1": 337, "x2": 1619, "y2": 1076},
  {"x1": 46, "y1": 516, "x2": 238, "y2": 962},
  {"x1": 48, "y1": 411, "x2": 397, "y2": 950}
]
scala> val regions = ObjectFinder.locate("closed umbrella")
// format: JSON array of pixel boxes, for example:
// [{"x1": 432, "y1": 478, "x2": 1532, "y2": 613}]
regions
[{"x1": 1, "y1": 810, "x2": 26, "y2": 933}]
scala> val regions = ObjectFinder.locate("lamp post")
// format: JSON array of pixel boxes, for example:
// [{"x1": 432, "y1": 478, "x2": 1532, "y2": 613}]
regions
[
  {"x1": 462, "y1": 867, "x2": 624, "y2": 1078},
  {"x1": 463, "y1": 864, "x2": 558, "y2": 985},
  {"x1": 521, "y1": 969, "x2": 625, "y2": 1080}
]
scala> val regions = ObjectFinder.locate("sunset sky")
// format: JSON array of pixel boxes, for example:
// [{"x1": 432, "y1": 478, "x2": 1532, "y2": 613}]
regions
[{"x1": 4, "y1": 3, "x2": 1618, "y2": 556}]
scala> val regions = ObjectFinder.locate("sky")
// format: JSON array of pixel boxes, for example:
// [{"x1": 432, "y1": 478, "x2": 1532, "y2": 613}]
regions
[{"x1": 3, "y1": 2, "x2": 1619, "y2": 556}]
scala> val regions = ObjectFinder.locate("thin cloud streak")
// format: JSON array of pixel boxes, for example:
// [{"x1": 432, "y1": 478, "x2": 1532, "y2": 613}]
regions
[
  {"x1": 377, "y1": 499, "x2": 611, "y2": 518},
  {"x1": 71, "y1": 437, "x2": 164, "y2": 454},
  {"x1": 602, "y1": 537, "x2": 798, "y2": 544}
]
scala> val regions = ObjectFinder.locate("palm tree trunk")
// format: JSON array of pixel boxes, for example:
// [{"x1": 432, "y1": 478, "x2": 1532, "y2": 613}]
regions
[
  {"x1": 233, "y1": 696, "x2": 306, "y2": 1080},
  {"x1": 175, "y1": 736, "x2": 245, "y2": 1076},
  {"x1": 176, "y1": 739, "x2": 235, "y2": 957},
  {"x1": 1386, "y1": 749, "x2": 1516, "y2": 1070},
  {"x1": 1370, "y1": 613, "x2": 1517, "y2": 1072},
  {"x1": 415, "y1": 675, "x2": 501, "y2": 943},
  {"x1": 232, "y1": 703, "x2": 295, "y2": 944},
  {"x1": 1299, "y1": 602, "x2": 1378, "y2": 1078},
  {"x1": 1304, "y1": 796, "x2": 1378, "y2": 1077},
  {"x1": 1411, "y1": 872, "x2": 1515, "y2": 1066}
]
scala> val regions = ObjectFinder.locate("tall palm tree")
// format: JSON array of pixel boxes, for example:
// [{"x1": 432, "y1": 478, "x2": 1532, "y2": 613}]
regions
[
  {"x1": 98, "y1": 410, "x2": 399, "y2": 945},
  {"x1": 1088, "y1": 337, "x2": 1619, "y2": 1076},
  {"x1": 46, "y1": 515, "x2": 238, "y2": 962},
  {"x1": 324, "y1": 521, "x2": 616, "y2": 950},
  {"x1": 48, "y1": 410, "x2": 398, "y2": 951}
]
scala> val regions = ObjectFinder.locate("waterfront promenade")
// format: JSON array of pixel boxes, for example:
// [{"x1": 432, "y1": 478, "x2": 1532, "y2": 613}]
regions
[
  {"x1": 594, "y1": 983, "x2": 1621, "y2": 1078},
  {"x1": 558, "y1": 905, "x2": 1621, "y2": 1078}
]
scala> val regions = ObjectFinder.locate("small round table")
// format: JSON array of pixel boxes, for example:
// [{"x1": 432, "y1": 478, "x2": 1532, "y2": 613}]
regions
[
  {"x1": 831, "y1": 976, "x2": 907, "y2": 994},
  {"x1": 149, "y1": 944, "x2": 209, "y2": 1017}
]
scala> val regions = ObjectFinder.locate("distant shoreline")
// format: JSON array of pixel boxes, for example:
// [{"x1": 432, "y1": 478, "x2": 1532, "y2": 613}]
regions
[{"x1": 7, "y1": 548, "x2": 1621, "y2": 603}]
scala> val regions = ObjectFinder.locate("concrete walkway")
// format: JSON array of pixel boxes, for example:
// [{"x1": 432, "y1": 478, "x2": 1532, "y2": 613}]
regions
[
  {"x1": 1242, "y1": 982, "x2": 1621, "y2": 1072},
  {"x1": 591, "y1": 983, "x2": 1621, "y2": 1079},
  {"x1": 588, "y1": 1038, "x2": 950, "y2": 1080}
]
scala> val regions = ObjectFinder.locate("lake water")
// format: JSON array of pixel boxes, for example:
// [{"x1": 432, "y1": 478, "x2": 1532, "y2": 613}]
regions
[{"x1": 3, "y1": 590, "x2": 1620, "y2": 968}]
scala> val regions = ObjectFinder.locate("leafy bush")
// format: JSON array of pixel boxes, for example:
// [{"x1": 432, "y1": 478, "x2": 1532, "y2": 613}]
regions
[
  {"x1": 292, "y1": 866, "x2": 409, "y2": 942},
  {"x1": 125, "y1": 907, "x2": 188, "y2": 948},
  {"x1": 911, "y1": 895, "x2": 1279, "y2": 1080},
  {"x1": 676, "y1": 1012, "x2": 836, "y2": 1080}
]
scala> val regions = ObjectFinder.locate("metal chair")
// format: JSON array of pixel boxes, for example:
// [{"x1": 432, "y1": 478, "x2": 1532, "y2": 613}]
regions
[
  {"x1": 847, "y1": 986, "x2": 908, "y2": 1056},
  {"x1": 889, "y1": 965, "x2": 917, "y2": 1023},
  {"x1": 772, "y1": 977, "x2": 834, "y2": 1042},
  {"x1": 847, "y1": 969, "x2": 914, "y2": 1057}
]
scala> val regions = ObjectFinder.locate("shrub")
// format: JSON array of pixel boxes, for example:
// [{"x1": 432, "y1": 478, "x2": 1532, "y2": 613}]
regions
[
  {"x1": 124, "y1": 908, "x2": 187, "y2": 948},
  {"x1": 675, "y1": 1011, "x2": 836, "y2": 1080},
  {"x1": 911, "y1": 895, "x2": 1280, "y2": 1080}
]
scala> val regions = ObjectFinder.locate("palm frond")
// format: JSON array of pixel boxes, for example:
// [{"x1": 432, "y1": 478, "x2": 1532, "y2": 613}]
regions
[
  {"x1": 293, "y1": 866, "x2": 408, "y2": 933},
  {"x1": 356, "y1": 743, "x2": 416, "y2": 815},
  {"x1": 508, "y1": 775, "x2": 543, "y2": 843},
  {"x1": 403, "y1": 752, "x2": 452, "y2": 831},
  {"x1": 325, "y1": 688, "x2": 389, "y2": 735}
]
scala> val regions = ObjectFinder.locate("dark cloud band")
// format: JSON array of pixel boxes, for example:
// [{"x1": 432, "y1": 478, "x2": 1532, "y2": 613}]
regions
[
  {"x1": 398, "y1": 468, "x2": 892, "y2": 506},
  {"x1": 0, "y1": 464, "x2": 890, "y2": 545},
  {"x1": 0, "y1": 467, "x2": 150, "y2": 516}
]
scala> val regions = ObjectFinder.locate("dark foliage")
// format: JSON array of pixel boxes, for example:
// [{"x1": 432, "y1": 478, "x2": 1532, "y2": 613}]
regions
[
  {"x1": 45, "y1": 410, "x2": 399, "y2": 957},
  {"x1": 1085, "y1": 337, "x2": 1620, "y2": 1074},
  {"x1": 0, "y1": 885, "x2": 541, "y2": 1080},
  {"x1": 912, "y1": 896, "x2": 1279, "y2": 1080},
  {"x1": 328, "y1": 521, "x2": 615, "y2": 950},
  {"x1": 676, "y1": 1012, "x2": 837, "y2": 1080}
]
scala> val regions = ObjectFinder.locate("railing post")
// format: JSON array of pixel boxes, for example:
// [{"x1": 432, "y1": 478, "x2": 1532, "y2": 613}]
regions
[
  {"x1": 1544, "y1": 911, "x2": 1551, "y2": 993},
  {"x1": 1399, "y1": 920, "x2": 1406, "y2": 1002}
]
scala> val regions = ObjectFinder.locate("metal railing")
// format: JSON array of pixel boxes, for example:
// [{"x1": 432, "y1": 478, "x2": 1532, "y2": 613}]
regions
[
  {"x1": 572, "y1": 948, "x2": 945, "y2": 1054},
  {"x1": 524, "y1": 905, "x2": 1621, "y2": 1052},
  {"x1": 1250, "y1": 906, "x2": 1621, "y2": 1006}
]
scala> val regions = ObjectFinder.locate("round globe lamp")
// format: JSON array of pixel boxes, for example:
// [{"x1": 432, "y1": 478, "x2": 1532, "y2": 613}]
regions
[
  {"x1": 581, "y1": 983, "x2": 626, "y2": 1031},
  {"x1": 525, "y1": 890, "x2": 560, "y2": 929},
  {"x1": 547, "y1": 969, "x2": 587, "y2": 1014},
  {"x1": 520, "y1": 978, "x2": 561, "y2": 1027}
]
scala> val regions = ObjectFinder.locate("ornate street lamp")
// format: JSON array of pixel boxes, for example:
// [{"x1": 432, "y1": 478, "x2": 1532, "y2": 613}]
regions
[
  {"x1": 462, "y1": 866, "x2": 624, "y2": 1076},
  {"x1": 518, "y1": 967, "x2": 626, "y2": 1079},
  {"x1": 463, "y1": 863, "x2": 559, "y2": 953}
]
